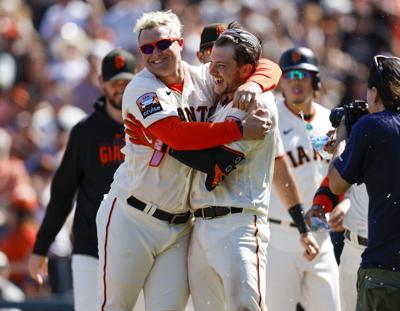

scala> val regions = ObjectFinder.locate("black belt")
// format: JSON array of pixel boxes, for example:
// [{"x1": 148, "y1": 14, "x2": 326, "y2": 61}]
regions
[
  {"x1": 268, "y1": 217, "x2": 297, "y2": 228},
  {"x1": 344, "y1": 229, "x2": 368, "y2": 247},
  {"x1": 126, "y1": 196, "x2": 191, "y2": 225},
  {"x1": 193, "y1": 206, "x2": 243, "y2": 219}
]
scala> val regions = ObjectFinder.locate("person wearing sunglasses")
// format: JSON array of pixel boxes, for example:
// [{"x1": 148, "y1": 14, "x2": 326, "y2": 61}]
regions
[
  {"x1": 95, "y1": 10, "x2": 282, "y2": 311},
  {"x1": 328, "y1": 55, "x2": 400, "y2": 311},
  {"x1": 265, "y1": 46, "x2": 341, "y2": 311}
]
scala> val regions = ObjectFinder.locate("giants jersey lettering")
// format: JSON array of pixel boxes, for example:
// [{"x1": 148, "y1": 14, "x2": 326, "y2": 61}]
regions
[
  {"x1": 190, "y1": 92, "x2": 278, "y2": 215},
  {"x1": 269, "y1": 100, "x2": 332, "y2": 221},
  {"x1": 111, "y1": 63, "x2": 216, "y2": 214}
]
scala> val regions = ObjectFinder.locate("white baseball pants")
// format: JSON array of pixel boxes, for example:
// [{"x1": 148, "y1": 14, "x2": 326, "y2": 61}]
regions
[
  {"x1": 265, "y1": 223, "x2": 340, "y2": 311},
  {"x1": 188, "y1": 213, "x2": 269, "y2": 311},
  {"x1": 339, "y1": 237, "x2": 365, "y2": 311},
  {"x1": 96, "y1": 191, "x2": 191, "y2": 311},
  {"x1": 72, "y1": 254, "x2": 98, "y2": 311}
]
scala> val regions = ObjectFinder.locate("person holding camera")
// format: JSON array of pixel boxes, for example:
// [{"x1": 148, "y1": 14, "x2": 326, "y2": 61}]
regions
[
  {"x1": 265, "y1": 47, "x2": 340, "y2": 311},
  {"x1": 328, "y1": 55, "x2": 400, "y2": 311}
]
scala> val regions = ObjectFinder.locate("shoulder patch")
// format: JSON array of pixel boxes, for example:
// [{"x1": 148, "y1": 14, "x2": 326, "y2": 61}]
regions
[{"x1": 136, "y1": 92, "x2": 163, "y2": 118}]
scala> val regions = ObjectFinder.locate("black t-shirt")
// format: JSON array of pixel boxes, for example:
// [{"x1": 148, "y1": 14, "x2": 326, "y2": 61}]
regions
[{"x1": 33, "y1": 97, "x2": 124, "y2": 258}]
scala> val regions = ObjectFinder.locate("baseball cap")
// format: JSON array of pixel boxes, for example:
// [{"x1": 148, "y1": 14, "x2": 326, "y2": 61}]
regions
[
  {"x1": 101, "y1": 49, "x2": 135, "y2": 81},
  {"x1": 199, "y1": 23, "x2": 226, "y2": 50}
]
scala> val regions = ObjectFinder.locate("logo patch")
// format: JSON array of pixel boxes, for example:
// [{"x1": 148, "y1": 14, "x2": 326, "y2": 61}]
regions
[
  {"x1": 291, "y1": 51, "x2": 301, "y2": 63},
  {"x1": 114, "y1": 55, "x2": 126, "y2": 69},
  {"x1": 136, "y1": 92, "x2": 163, "y2": 119},
  {"x1": 216, "y1": 25, "x2": 226, "y2": 36}
]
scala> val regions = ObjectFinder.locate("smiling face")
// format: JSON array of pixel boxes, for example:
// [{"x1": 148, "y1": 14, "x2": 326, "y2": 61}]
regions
[
  {"x1": 280, "y1": 70, "x2": 315, "y2": 106},
  {"x1": 102, "y1": 79, "x2": 130, "y2": 110},
  {"x1": 138, "y1": 25, "x2": 183, "y2": 84},
  {"x1": 209, "y1": 45, "x2": 248, "y2": 96}
]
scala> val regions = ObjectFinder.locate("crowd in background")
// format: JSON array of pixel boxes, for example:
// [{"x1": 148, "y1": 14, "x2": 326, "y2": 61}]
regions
[{"x1": 0, "y1": 0, "x2": 399, "y2": 302}]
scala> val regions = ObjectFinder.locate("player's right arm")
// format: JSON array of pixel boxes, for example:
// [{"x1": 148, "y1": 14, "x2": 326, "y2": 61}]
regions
[
  {"x1": 29, "y1": 124, "x2": 83, "y2": 284},
  {"x1": 273, "y1": 136, "x2": 320, "y2": 261},
  {"x1": 124, "y1": 77, "x2": 269, "y2": 151}
]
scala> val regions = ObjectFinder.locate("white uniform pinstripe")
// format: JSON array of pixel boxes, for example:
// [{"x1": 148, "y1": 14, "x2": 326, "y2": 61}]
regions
[
  {"x1": 188, "y1": 92, "x2": 278, "y2": 311},
  {"x1": 96, "y1": 63, "x2": 217, "y2": 311},
  {"x1": 266, "y1": 99, "x2": 340, "y2": 311}
]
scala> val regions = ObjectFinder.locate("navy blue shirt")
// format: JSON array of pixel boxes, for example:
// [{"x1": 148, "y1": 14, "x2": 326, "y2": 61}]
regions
[{"x1": 334, "y1": 110, "x2": 400, "y2": 271}]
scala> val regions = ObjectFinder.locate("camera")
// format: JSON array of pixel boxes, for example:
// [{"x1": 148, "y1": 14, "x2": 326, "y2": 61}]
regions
[{"x1": 329, "y1": 100, "x2": 369, "y2": 135}]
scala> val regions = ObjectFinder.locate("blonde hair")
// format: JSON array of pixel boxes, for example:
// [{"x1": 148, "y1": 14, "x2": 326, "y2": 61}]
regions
[{"x1": 134, "y1": 10, "x2": 182, "y2": 40}]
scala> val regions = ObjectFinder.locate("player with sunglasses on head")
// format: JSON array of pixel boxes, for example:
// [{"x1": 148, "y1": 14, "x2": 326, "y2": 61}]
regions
[
  {"x1": 96, "y1": 10, "x2": 281, "y2": 311},
  {"x1": 265, "y1": 47, "x2": 340, "y2": 311},
  {"x1": 328, "y1": 54, "x2": 400, "y2": 311}
]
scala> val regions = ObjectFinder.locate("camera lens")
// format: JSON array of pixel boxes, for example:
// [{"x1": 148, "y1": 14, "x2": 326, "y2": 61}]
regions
[{"x1": 329, "y1": 107, "x2": 345, "y2": 128}]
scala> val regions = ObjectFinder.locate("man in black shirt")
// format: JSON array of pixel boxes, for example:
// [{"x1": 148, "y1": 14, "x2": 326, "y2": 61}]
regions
[{"x1": 28, "y1": 49, "x2": 135, "y2": 311}]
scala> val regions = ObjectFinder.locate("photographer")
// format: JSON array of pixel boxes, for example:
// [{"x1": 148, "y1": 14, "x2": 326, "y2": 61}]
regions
[{"x1": 328, "y1": 55, "x2": 400, "y2": 311}]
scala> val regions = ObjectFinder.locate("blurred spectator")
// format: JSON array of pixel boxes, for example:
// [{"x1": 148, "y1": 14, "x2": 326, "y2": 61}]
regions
[
  {"x1": 0, "y1": 185, "x2": 38, "y2": 292},
  {"x1": 71, "y1": 39, "x2": 115, "y2": 113},
  {"x1": 102, "y1": 0, "x2": 160, "y2": 50},
  {"x1": 0, "y1": 251, "x2": 25, "y2": 303},
  {"x1": 38, "y1": 0, "x2": 92, "y2": 43}
]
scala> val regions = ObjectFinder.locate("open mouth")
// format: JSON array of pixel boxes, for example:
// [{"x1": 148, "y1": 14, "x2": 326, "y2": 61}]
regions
[{"x1": 213, "y1": 77, "x2": 224, "y2": 85}]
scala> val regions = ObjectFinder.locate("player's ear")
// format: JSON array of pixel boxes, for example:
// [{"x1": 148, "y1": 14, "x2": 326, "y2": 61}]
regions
[
  {"x1": 196, "y1": 51, "x2": 204, "y2": 64},
  {"x1": 239, "y1": 64, "x2": 253, "y2": 79}
]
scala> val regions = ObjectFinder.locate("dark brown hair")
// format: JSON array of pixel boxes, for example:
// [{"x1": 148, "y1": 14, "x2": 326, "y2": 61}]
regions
[{"x1": 368, "y1": 55, "x2": 400, "y2": 111}]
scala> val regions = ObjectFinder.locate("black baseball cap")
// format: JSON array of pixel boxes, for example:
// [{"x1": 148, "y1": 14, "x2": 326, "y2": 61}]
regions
[
  {"x1": 199, "y1": 23, "x2": 226, "y2": 50},
  {"x1": 101, "y1": 49, "x2": 135, "y2": 81},
  {"x1": 279, "y1": 47, "x2": 320, "y2": 73}
]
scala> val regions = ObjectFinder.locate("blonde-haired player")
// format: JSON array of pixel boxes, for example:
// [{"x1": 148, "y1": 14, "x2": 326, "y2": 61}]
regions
[{"x1": 96, "y1": 10, "x2": 281, "y2": 311}]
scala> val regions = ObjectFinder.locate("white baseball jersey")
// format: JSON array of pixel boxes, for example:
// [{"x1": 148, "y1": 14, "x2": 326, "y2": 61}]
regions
[
  {"x1": 266, "y1": 99, "x2": 340, "y2": 311},
  {"x1": 189, "y1": 91, "x2": 278, "y2": 215},
  {"x1": 110, "y1": 62, "x2": 216, "y2": 214},
  {"x1": 188, "y1": 92, "x2": 277, "y2": 311},
  {"x1": 97, "y1": 62, "x2": 219, "y2": 311},
  {"x1": 343, "y1": 183, "x2": 368, "y2": 238},
  {"x1": 269, "y1": 99, "x2": 332, "y2": 220}
]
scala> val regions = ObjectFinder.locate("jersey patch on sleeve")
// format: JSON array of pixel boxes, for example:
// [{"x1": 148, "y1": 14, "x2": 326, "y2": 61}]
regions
[{"x1": 136, "y1": 92, "x2": 163, "y2": 119}]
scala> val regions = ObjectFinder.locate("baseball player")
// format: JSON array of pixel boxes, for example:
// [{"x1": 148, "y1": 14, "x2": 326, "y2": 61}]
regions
[
  {"x1": 265, "y1": 47, "x2": 340, "y2": 311},
  {"x1": 96, "y1": 11, "x2": 281, "y2": 311},
  {"x1": 125, "y1": 25, "x2": 319, "y2": 311},
  {"x1": 28, "y1": 49, "x2": 135, "y2": 311},
  {"x1": 196, "y1": 23, "x2": 226, "y2": 64},
  {"x1": 308, "y1": 159, "x2": 368, "y2": 311}
]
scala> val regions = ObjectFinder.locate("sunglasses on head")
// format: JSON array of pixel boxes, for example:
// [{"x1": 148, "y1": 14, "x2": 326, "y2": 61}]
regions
[
  {"x1": 283, "y1": 70, "x2": 313, "y2": 81},
  {"x1": 139, "y1": 38, "x2": 182, "y2": 55}
]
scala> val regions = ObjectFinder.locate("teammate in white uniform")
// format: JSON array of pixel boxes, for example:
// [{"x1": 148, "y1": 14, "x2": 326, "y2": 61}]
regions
[
  {"x1": 185, "y1": 27, "x2": 316, "y2": 311},
  {"x1": 96, "y1": 11, "x2": 280, "y2": 311},
  {"x1": 265, "y1": 47, "x2": 340, "y2": 311},
  {"x1": 335, "y1": 184, "x2": 368, "y2": 311},
  {"x1": 188, "y1": 29, "x2": 278, "y2": 311}
]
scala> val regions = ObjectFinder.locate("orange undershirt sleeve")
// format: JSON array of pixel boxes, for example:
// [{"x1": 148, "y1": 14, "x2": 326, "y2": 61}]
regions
[
  {"x1": 247, "y1": 58, "x2": 282, "y2": 92},
  {"x1": 147, "y1": 116, "x2": 242, "y2": 150},
  {"x1": 313, "y1": 176, "x2": 345, "y2": 213}
]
